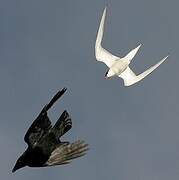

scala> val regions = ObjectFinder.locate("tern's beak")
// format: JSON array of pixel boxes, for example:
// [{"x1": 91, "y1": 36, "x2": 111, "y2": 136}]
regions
[{"x1": 104, "y1": 71, "x2": 108, "y2": 79}]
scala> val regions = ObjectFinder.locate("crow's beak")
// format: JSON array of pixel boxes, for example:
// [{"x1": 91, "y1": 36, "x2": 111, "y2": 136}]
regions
[
  {"x1": 12, "y1": 161, "x2": 25, "y2": 173},
  {"x1": 12, "y1": 165, "x2": 18, "y2": 173}
]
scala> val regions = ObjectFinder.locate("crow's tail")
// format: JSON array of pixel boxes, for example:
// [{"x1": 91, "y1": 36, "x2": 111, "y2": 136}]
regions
[{"x1": 45, "y1": 140, "x2": 88, "y2": 166}]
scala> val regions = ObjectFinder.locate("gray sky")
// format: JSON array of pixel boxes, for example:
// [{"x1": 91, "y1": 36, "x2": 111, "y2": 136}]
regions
[{"x1": 1, "y1": 0, "x2": 179, "y2": 180}]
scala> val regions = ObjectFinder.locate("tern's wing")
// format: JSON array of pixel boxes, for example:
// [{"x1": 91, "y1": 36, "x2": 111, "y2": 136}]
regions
[
  {"x1": 95, "y1": 7, "x2": 119, "y2": 68},
  {"x1": 123, "y1": 44, "x2": 141, "y2": 62},
  {"x1": 118, "y1": 56, "x2": 168, "y2": 86}
]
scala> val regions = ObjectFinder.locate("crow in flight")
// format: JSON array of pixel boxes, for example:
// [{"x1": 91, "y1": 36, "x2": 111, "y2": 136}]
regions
[{"x1": 12, "y1": 88, "x2": 88, "y2": 173}]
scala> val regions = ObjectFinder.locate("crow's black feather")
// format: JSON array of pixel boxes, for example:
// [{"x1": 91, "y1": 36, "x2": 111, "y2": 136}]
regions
[
  {"x1": 24, "y1": 88, "x2": 67, "y2": 146},
  {"x1": 12, "y1": 88, "x2": 88, "y2": 173}
]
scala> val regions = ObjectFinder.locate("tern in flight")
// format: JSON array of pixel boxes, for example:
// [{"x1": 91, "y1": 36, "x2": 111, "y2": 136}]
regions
[{"x1": 95, "y1": 7, "x2": 168, "y2": 86}]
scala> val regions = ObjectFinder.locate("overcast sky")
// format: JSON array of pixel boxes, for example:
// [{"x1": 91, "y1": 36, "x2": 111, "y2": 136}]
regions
[{"x1": 1, "y1": 0, "x2": 179, "y2": 180}]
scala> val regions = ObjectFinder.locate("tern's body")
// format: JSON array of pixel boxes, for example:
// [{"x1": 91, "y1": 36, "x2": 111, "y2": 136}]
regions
[
  {"x1": 107, "y1": 59, "x2": 129, "y2": 77},
  {"x1": 95, "y1": 7, "x2": 168, "y2": 86}
]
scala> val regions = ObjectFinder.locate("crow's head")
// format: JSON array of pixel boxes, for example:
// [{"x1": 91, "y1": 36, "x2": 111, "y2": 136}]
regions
[{"x1": 12, "y1": 152, "x2": 27, "y2": 173}]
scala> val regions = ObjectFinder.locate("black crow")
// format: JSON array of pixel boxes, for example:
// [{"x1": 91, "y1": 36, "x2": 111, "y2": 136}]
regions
[{"x1": 12, "y1": 88, "x2": 88, "y2": 173}]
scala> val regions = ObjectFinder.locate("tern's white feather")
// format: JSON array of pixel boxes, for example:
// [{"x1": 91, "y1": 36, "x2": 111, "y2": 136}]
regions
[
  {"x1": 95, "y1": 7, "x2": 168, "y2": 86},
  {"x1": 95, "y1": 7, "x2": 119, "y2": 68},
  {"x1": 119, "y1": 56, "x2": 168, "y2": 86}
]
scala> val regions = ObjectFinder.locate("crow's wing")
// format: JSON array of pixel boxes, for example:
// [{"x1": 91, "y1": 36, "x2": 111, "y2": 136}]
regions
[
  {"x1": 45, "y1": 140, "x2": 88, "y2": 166},
  {"x1": 24, "y1": 111, "x2": 52, "y2": 147},
  {"x1": 24, "y1": 88, "x2": 67, "y2": 146},
  {"x1": 51, "y1": 110, "x2": 72, "y2": 139}
]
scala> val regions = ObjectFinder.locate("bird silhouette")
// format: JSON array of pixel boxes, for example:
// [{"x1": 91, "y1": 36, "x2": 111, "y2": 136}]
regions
[
  {"x1": 12, "y1": 88, "x2": 88, "y2": 173},
  {"x1": 95, "y1": 7, "x2": 168, "y2": 86}
]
